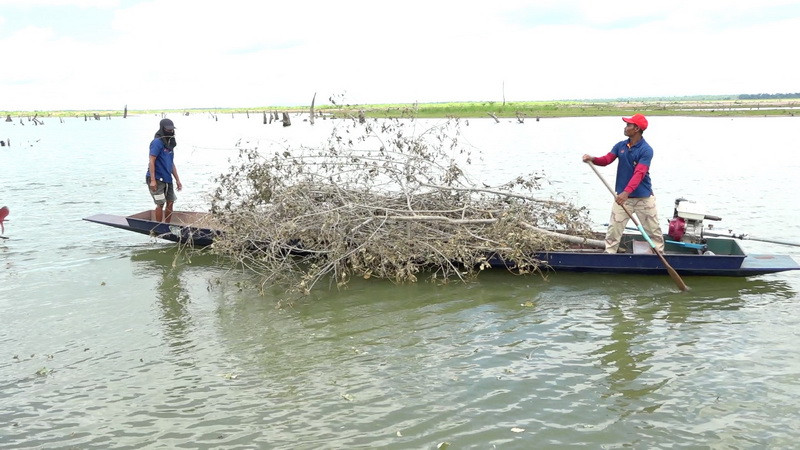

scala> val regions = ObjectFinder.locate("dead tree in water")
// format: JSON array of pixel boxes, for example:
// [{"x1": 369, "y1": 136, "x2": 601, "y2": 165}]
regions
[
  {"x1": 123, "y1": 105, "x2": 128, "y2": 118},
  {"x1": 281, "y1": 112, "x2": 291, "y2": 127},
  {"x1": 309, "y1": 92, "x2": 316, "y2": 125}
]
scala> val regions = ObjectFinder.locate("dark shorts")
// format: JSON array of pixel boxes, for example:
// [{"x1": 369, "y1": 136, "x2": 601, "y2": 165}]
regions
[{"x1": 147, "y1": 177, "x2": 177, "y2": 205}]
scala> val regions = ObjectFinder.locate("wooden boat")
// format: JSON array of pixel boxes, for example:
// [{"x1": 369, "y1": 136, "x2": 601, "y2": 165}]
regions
[
  {"x1": 507, "y1": 235, "x2": 800, "y2": 277},
  {"x1": 83, "y1": 210, "x2": 219, "y2": 247},
  {"x1": 84, "y1": 211, "x2": 800, "y2": 277}
]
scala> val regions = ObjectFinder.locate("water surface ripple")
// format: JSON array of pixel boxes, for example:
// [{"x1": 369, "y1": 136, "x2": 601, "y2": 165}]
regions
[{"x1": 2, "y1": 116, "x2": 799, "y2": 448}]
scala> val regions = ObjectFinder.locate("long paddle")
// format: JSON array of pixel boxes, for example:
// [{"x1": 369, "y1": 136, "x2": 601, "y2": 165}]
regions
[
  {"x1": 702, "y1": 230, "x2": 800, "y2": 247},
  {"x1": 586, "y1": 162, "x2": 689, "y2": 291}
]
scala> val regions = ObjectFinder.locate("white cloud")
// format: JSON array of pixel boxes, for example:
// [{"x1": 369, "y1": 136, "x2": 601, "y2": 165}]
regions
[{"x1": 1, "y1": 0, "x2": 798, "y2": 111}]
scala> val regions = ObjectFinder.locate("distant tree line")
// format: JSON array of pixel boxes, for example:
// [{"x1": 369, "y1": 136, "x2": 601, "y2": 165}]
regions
[
  {"x1": 738, "y1": 93, "x2": 800, "y2": 100},
  {"x1": 582, "y1": 93, "x2": 800, "y2": 102}
]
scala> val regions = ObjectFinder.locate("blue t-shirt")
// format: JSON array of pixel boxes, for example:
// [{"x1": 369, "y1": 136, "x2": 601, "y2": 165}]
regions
[
  {"x1": 610, "y1": 138, "x2": 653, "y2": 197},
  {"x1": 146, "y1": 138, "x2": 175, "y2": 183}
]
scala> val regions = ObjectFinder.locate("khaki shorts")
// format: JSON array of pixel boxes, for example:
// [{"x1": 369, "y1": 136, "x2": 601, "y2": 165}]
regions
[
  {"x1": 147, "y1": 177, "x2": 177, "y2": 205},
  {"x1": 605, "y1": 195, "x2": 664, "y2": 253}
]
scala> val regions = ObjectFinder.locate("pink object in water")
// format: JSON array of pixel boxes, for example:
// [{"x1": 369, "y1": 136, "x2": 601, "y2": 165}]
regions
[{"x1": 0, "y1": 206, "x2": 8, "y2": 234}]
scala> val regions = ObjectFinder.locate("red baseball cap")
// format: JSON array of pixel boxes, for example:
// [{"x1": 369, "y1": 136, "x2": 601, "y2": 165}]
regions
[{"x1": 622, "y1": 113, "x2": 648, "y2": 130}]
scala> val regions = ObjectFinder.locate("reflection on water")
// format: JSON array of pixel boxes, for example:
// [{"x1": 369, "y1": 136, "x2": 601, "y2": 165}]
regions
[
  {"x1": 3, "y1": 238, "x2": 798, "y2": 448},
  {"x1": 157, "y1": 267, "x2": 796, "y2": 447},
  {"x1": 131, "y1": 249, "x2": 195, "y2": 349}
]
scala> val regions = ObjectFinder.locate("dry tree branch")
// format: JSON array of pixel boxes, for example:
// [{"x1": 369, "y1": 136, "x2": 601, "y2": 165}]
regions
[{"x1": 209, "y1": 116, "x2": 594, "y2": 298}]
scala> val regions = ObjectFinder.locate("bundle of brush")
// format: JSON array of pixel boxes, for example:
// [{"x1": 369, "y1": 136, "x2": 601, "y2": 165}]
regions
[{"x1": 209, "y1": 117, "x2": 593, "y2": 295}]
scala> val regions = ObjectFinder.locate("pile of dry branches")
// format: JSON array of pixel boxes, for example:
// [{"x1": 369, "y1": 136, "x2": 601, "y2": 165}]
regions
[{"x1": 209, "y1": 117, "x2": 595, "y2": 294}]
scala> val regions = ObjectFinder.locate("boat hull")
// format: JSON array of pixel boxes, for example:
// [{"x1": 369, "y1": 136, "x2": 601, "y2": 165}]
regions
[
  {"x1": 84, "y1": 212, "x2": 800, "y2": 277},
  {"x1": 84, "y1": 211, "x2": 218, "y2": 247},
  {"x1": 508, "y1": 251, "x2": 798, "y2": 276}
]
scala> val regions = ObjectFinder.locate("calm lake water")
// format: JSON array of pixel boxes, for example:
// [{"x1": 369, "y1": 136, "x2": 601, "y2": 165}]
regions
[{"x1": 2, "y1": 113, "x2": 800, "y2": 448}]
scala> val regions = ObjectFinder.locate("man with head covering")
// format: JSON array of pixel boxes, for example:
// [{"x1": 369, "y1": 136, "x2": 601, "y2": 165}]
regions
[
  {"x1": 582, "y1": 113, "x2": 665, "y2": 254},
  {"x1": 146, "y1": 118, "x2": 183, "y2": 222}
]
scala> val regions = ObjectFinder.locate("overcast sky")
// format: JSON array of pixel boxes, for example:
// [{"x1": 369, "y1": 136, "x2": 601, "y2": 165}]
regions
[{"x1": 2, "y1": 0, "x2": 798, "y2": 111}]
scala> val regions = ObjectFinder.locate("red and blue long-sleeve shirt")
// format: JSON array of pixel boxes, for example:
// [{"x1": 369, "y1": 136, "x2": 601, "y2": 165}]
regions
[{"x1": 592, "y1": 138, "x2": 654, "y2": 197}]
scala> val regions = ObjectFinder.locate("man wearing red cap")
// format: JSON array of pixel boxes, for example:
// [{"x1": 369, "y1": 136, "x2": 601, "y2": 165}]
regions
[{"x1": 582, "y1": 114, "x2": 665, "y2": 253}]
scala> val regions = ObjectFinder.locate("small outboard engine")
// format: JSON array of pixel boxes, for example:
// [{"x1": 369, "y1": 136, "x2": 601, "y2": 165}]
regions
[{"x1": 667, "y1": 198, "x2": 721, "y2": 244}]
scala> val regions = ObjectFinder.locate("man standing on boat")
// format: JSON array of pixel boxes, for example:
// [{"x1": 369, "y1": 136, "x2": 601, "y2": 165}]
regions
[
  {"x1": 146, "y1": 118, "x2": 182, "y2": 223},
  {"x1": 582, "y1": 113, "x2": 665, "y2": 254}
]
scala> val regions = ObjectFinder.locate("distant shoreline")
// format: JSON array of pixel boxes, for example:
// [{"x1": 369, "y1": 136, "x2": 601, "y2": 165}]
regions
[{"x1": 3, "y1": 98, "x2": 799, "y2": 119}]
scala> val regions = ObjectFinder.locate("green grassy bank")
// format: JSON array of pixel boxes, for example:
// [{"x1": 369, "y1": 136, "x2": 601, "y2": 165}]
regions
[{"x1": 3, "y1": 98, "x2": 799, "y2": 120}]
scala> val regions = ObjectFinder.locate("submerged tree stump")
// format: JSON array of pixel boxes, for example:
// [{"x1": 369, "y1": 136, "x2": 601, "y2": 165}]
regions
[{"x1": 309, "y1": 92, "x2": 316, "y2": 125}]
